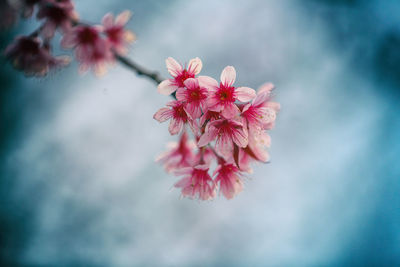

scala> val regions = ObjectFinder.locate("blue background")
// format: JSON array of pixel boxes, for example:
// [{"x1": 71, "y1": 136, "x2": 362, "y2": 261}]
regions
[{"x1": 1, "y1": 0, "x2": 399, "y2": 265}]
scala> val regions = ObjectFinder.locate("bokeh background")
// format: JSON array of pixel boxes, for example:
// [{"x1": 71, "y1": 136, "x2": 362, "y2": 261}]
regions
[{"x1": 1, "y1": 0, "x2": 400, "y2": 266}]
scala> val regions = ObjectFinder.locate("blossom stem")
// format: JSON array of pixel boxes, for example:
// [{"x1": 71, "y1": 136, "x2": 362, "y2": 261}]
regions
[
  {"x1": 115, "y1": 54, "x2": 163, "y2": 85},
  {"x1": 29, "y1": 10, "x2": 173, "y2": 96}
]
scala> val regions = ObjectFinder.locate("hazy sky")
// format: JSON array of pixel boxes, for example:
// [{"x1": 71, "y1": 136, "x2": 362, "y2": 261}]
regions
[{"x1": 1, "y1": 0, "x2": 399, "y2": 266}]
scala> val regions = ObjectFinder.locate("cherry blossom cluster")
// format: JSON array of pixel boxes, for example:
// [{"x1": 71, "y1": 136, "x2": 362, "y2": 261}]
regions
[
  {"x1": 154, "y1": 57, "x2": 280, "y2": 200},
  {"x1": 2, "y1": 0, "x2": 135, "y2": 76}
]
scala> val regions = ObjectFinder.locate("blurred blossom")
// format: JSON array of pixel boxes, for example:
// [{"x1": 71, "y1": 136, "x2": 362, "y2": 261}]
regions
[
  {"x1": 102, "y1": 10, "x2": 136, "y2": 55},
  {"x1": 4, "y1": 35, "x2": 70, "y2": 76},
  {"x1": 36, "y1": 0, "x2": 79, "y2": 38},
  {"x1": 61, "y1": 25, "x2": 113, "y2": 75}
]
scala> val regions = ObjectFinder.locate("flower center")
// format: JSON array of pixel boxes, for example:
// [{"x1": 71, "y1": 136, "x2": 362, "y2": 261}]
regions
[
  {"x1": 78, "y1": 27, "x2": 99, "y2": 44},
  {"x1": 19, "y1": 38, "x2": 41, "y2": 54},
  {"x1": 106, "y1": 27, "x2": 123, "y2": 43},
  {"x1": 175, "y1": 69, "x2": 194, "y2": 88},
  {"x1": 43, "y1": 6, "x2": 68, "y2": 24},
  {"x1": 174, "y1": 105, "x2": 188, "y2": 122},
  {"x1": 218, "y1": 83, "x2": 235, "y2": 102}
]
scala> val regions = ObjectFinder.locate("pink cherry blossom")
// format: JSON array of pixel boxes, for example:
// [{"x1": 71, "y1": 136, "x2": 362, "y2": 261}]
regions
[
  {"x1": 176, "y1": 78, "x2": 208, "y2": 119},
  {"x1": 157, "y1": 57, "x2": 202, "y2": 95},
  {"x1": 198, "y1": 118, "x2": 248, "y2": 157},
  {"x1": 156, "y1": 132, "x2": 196, "y2": 173},
  {"x1": 214, "y1": 163, "x2": 244, "y2": 199},
  {"x1": 36, "y1": 0, "x2": 78, "y2": 38},
  {"x1": 238, "y1": 129, "x2": 271, "y2": 172},
  {"x1": 5, "y1": 36, "x2": 70, "y2": 76},
  {"x1": 153, "y1": 100, "x2": 194, "y2": 135},
  {"x1": 61, "y1": 25, "x2": 113, "y2": 75},
  {"x1": 154, "y1": 57, "x2": 280, "y2": 200},
  {"x1": 242, "y1": 83, "x2": 278, "y2": 133},
  {"x1": 201, "y1": 66, "x2": 256, "y2": 119},
  {"x1": 174, "y1": 165, "x2": 216, "y2": 200},
  {"x1": 102, "y1": 10, "x2": 136, "y2": 55}
]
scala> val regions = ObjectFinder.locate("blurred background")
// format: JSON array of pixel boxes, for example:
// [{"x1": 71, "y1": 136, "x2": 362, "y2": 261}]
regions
[{"x1": 1, "y1": 0, "x2": 400, "y2": 266}]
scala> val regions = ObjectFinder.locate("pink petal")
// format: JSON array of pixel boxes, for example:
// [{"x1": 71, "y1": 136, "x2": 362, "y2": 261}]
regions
[
  {"x1": 183, "y1": 77, "x2": 198, "y2": 90},
  {"x1": 115, "y1": 10, "x2": 131, "y2": 26},
  {"x1": 231, "y1": 128, "x2": 248, "y2": 148},
  {"x1": 259, "y1": 107, "x2": 276, "y2": 124},
  {"x1": 236, "y1": 87, "x2": 256, "y2": 102},
  {"x1": 174, "y1": 176, "x2": 191, "y2": 187},
  {"x1": 41, "y1": 22, "x2": 57, "y2": 39},
  {"x1": 188, "y1": 118, "x2": 199, "y2": 136},
  {"x1": 61, "y1": 32, "x2": 76, "y2": 48},
  {"x1": 174, "y1": 167, "x2": 193, "y2": 176},
  {"x1": 220, "y1": 66, "x2": 236, "y2": 87},
  {"x1": 175, "y1": 87, "x2": 187, "y2": 101},
  {"x1": 166, "y1": 57, "x2": 182, "y2": 77},
  {"x1": 252, "y1": 91, "x2": 269, "y2": 107},
  {"x1": 187, "y1": 57, "x2": 202, "y2": 75},
  {"x1": 238, "y1": 149, "x2": 252, "y2": 173},
  {"x1": 199, "y1": 112, "x2": 208, "y2": 127},
  {"x1": 266, "y1": 101, "x2": 281, "y2": 112},
  {"x1": 198, "y1": 126, "x2": 218, "y2": 147},
  {"x1": 252, "y1": 145, "x2": 269, "y2": 162},
  {"x1": 242, "y1": 103, "x2": 251, "y2": 113},
  {"x1": 221, "y1": 103, "x2": 240, "y2": 119},
  {"x1": 102, "y1": 13, "x2": 114, "y2": 28},
  {"x1": 221, "y1": 180, "x2": 234, "y2": 199},
  {"x1": 184, "y1": 103, "x2": 202, "y2": 119},
  {"x1": 194, "y1": 164, "x2": 209, "y2": 171},
  {"x1": 153, "y1": 107, "x2": 173, "y2": 122},
  {"x1": 212, "y1": 165, "x2": 222, "y2": 177},
  {"x1": 258, "y1": 131, "x2": 271, "y2": 147},
  {"x1": 198, "y1": 76, "x2": 219, "y2": 90},
  {"x1": 169, "y1": 118, "x2": 183, "y2": 135},
  {"x1": 157, "y1": 79, "x2": 177, "y2": 95},
  {"x1": 207, "y1": 97, "x2": 222, "y2": 111},
  {"x1": 258, "y1": 82, "x2": 275, "y2": 94},
  {"x1": 215, "y1": 137, "x2": 233, "y2": 158},
  {"x1": 78, "y1": 63, "x2": 90, "y2": 74}
]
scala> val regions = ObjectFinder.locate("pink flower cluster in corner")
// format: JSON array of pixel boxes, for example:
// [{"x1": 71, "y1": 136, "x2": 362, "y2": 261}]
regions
[
  {"x1": 154, "y1": 57, "x2": 280, "y2": 200},
  {"x1": 2, "y1": 0, "x2": 136, "y2": 76}
]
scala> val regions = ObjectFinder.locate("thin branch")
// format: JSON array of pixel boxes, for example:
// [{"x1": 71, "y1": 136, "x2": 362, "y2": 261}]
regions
[
  {"x1": 29, "y1": 8, "x2": 170, "y2": 92},
  {"x1": 115, "y1": 54, "x2": 163, "y2": 85}
]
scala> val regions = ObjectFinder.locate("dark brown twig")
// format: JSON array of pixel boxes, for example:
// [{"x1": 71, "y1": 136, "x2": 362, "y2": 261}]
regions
[{"x1": 115, "y1": 54, "x2": 163, "y2": 85}]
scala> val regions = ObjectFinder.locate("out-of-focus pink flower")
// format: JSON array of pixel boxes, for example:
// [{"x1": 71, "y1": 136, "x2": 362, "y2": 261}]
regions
[
  {"x1": 102, "y1": 10, "x2": 135, "y2": 55},
  {"x1": 157, "y1": 57, "x2": 202, "y2": 95},
  {"x1": 156, "y1": 132, "x2": 196, "y2": 173},
  {"x1": 4, "y1": 35, "x2": 69, "y2": 76},
  {"x1": 37, "y1": 0, "x2": 78, "y2": 38},
  {"x1": 174, "y1": 164, "x2": 216, "y2": 200},
  {"x1": 0, "y1": 0, "x2": 18, "y2": 29},
  {"x1": 238, "y1": 129, "x2": 271, "y2": 172},
  {"x1": 242, "y1": 83, "x2": 278, "y2": 133},
  {"x1": 198, "y1": 118, "x2": 248, "y2": 157},
  {"x1": 153, "y1": 100, "x2": 195, "y2": 135},
  {"x1": 176, "y1": 78, "x2": 208, "y2": 119},
  {"x1": 61, "y1": 25, "x2": 113, "y2": 75},
  {"x1": 214, "y1": 163, "x2": 243, "y2": 199},
  {"x1": 200, "y1": 66, "x2": 256, "y2": 119}
]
